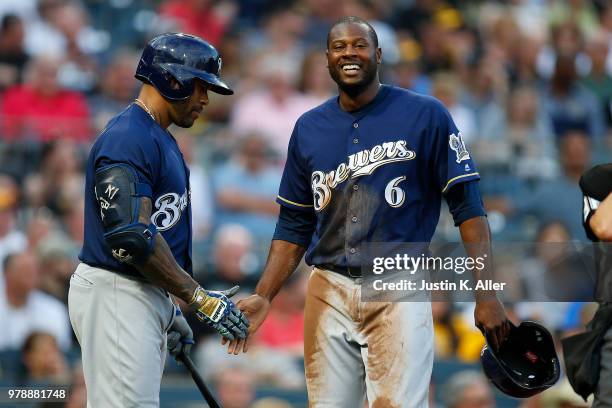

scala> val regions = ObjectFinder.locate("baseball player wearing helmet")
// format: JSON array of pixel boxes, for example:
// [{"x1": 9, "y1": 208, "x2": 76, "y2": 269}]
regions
[
  {"x1": 69, "y1": 33, "x2": 248, "y2": 408},
  {"x1": 226, "y1": 17, "x2": 510, "y2": 407}
]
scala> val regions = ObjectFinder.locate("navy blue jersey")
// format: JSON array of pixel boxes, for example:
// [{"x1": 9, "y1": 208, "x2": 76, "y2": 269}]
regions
[
  {"x1": 79, "y1": 104, "x2": 192, "y2": 277},
  {"x1": 277, "y1": 85, "x2": 479, "y2": 268}
]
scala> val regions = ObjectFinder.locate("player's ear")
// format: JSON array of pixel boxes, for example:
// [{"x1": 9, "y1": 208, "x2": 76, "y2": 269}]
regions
[{"x1": 376, "y1": 47, "x2": 382, "y2": 64}]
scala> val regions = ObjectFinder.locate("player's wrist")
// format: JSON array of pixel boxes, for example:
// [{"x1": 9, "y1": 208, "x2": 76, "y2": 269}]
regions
[
  {"x1": 474, "y1": 290, "x2": 498, "y2": 302},
  {"x1": 253, "y1": 290, "x2": 273, "y2": 303},
  {"x1": 189, "y1": 286, "x2": 228, "y2": 323}
]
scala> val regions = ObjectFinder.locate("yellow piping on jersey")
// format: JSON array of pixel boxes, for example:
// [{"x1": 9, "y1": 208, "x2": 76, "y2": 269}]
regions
[
  {"x1": 441, "y1": 172, "x2": 479, "y2": 193},
  {"x1": 277, "y1": 195, "x2": 314, "y2": 207}
]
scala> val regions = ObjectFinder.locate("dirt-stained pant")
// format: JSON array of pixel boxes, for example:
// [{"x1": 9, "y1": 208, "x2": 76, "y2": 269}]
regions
[
  {"x1": 305, "y1": 268, "x2": 433, "y2": 408},
  {"x1": 68, "y1": 263, "x2": 175, "y2": 408}
]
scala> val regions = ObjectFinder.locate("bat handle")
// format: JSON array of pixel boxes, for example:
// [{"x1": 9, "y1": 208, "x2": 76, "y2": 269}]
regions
[{"x1": 178, "y1": 351, "x2": 223, "y2": 408}]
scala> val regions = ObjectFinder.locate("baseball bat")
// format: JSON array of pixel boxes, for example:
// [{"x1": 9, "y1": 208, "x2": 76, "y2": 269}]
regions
[{"x1": 178, "y1": 351, "x2": 222, "y2": 408}]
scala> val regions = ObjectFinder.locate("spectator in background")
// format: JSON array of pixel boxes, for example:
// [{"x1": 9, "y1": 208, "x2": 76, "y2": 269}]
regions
[
  {"x1": 230, "y1": 62, "x2": 320, "y2": 157},
  {"x1": 441, "y1": 370, "x2": 495, "y2": 408},
  {"x1": 25, "y1": 0, "x2": 108, "y2": 73},
  {"x1": 431, "y1": 300, "x2": 484, "y2": 363},
  {"x1": 20, "y1": 331, "x2": 69, "y2": 385},
  {"x1": 476, "y1": 85, "x2": 557, "y2": 181},
  {"x1": 543, "y1": 54, "x2": 605, "y2": 140},
  {"x1": 51, "y1": 2, "x2": 107, "y2": 92},
  {"x1": 510, "y1": 34, "x2": 543, "y2": 86},
  {"x1": 24, "y1": 0, "x2": 66, "y2": 58},
  {"x1": 515, "y1": 221, "x2": 575, "y2": 329},
  {"x1": 257, "y1": 268, "x2": 307, "y2": 356},
  {"x1": 89, "y1": 49, "x2": 139, "y2": 132},
  {"x1": 175, "y1": 131, "x2": 214, "y2": 242},
  {"x1": 297, "y1": 49, "x2": 335, "y2": 103},
  {"x1": 460, "y1": 52, "x2": 507, "y2": 142},
  {"x1": 581, "y1": 32, "x2": 612, "y2": 130},
  {"x1": 0, "y1": 175, "x2": 27, "y2": 277},
  {"x1": 22, "y1": 140, "x2": 84, "y2": 218},
  {"x1": 549, "y1": 0, "x2": 599, "y2": 40},
  {"x1": 158, "y1": 0, "x2": 236, "y2": 47},
  {"x1": 0, "y1": 251, "x2": 71, "y2": 351},
  {"x1": 0, "y1": 55, "x2": 91, "y2": 142},
  {"x1": 60, "y1": 198, "x2": 84, "y2": 248},
  {"x1": 492, "y1": 131, "x2": 592, "y2": 240},
  {"x1": 388, "y1": 35, "x2": 431, "y2": 95},
  {"x1": 537, "y1": 21, "x2": 589, "y2": 79},
  {"x1": 37, "y1": 242, "x2": 76, "y2": 303},
  {"x1": 431, "y1": 72, "x2": 477, "y2": 143},
  {"x1": 198, "y1": 224, "x2": 258, "y2": 293},
  {"x1": 243, "y1": 6, "x2": 306, "y2": 80},
  {"x1": 214, "y1": 367, "x2": 256, "y2": 408},
  {"x1": 0, "y1": 14, "x2": 28, "y2": 90},
  {"x1": 301, "y1": 0, "x2": 343, "y2": 47},
  {"x1": 212, "y1": 133, "x2": 281, "y2": 242}
]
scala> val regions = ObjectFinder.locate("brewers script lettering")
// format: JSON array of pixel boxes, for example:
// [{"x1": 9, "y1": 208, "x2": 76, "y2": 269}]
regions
[{"x1": 311, "y1": 140, "x2": 416, "y2": 211}]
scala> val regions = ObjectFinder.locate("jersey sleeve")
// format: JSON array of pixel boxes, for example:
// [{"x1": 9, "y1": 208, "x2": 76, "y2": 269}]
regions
[
  {"x1": 430, "y1": 100, "x2": 480, "y2": 193},
  {"x1": 579, "y1": 164, "x2": 612, "y2": 241},
  {"x1": 93, "y1": 130, "x2": 160, "y2": 192},
  {"x1": 276, "y1": 121, "x2": 314, "y2": 212}
]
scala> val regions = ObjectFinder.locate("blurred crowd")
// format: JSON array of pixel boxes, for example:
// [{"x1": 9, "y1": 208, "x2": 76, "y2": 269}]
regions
[{"x1": 0, "y1": 0, "x2": 611, "y2": 406}]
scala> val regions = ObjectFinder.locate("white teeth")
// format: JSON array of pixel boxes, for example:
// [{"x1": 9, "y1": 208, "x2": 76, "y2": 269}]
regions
[{"x1": 342, "y1": 64, "x2": 360, "y2": 72}]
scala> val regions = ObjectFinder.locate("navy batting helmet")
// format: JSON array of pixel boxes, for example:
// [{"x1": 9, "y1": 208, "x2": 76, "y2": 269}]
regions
[
  {"x1": 135, "y1": 33, "x2": 233, "y2": 100},
  {"x1": 481, "y1": 321, "x2": 560, "y2": 398}
]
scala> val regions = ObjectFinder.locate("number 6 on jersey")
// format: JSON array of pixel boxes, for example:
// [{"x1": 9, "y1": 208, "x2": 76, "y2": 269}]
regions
[{"x1": 385, "y1": 176, "x2": 406, "y2": 207}]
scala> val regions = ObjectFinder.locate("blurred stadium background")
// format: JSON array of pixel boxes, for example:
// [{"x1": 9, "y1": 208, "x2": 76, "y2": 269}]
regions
[{"x1": 0, "y1": 0, "x2": 610, "y2": 407}]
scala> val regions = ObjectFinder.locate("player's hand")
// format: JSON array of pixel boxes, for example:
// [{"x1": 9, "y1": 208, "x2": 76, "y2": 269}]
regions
[
  {"x1": 190, "y1": 285, "x2": 249, "y2": 341},
  {"x1": 222, "y1": 293, "x2": 271, "y2": 355},
  {"x1": 474, "y1": 296, "x2": 511, "y2": 352},
  {"x1": 167, "y1": 305, "x2": 194, "y2": 359}
]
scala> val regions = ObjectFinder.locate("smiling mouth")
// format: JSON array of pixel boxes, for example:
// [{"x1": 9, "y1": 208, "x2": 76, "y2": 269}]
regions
[{"x1": 341, "y1": 63, "x2": 361, "y2": 73}]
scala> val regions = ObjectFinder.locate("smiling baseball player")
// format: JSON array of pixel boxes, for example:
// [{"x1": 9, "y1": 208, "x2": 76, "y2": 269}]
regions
[
  {"x1": 69, "y1": 33, "x2": 248, "y2": 407},
  {"x1": 230, "y1": 17, "x2": 510, "y2": 407}
]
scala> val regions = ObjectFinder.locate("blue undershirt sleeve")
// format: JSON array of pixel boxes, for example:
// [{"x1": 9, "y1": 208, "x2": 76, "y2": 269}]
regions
[{"x1": 444, "y1": 180, "x2": 486, "y2": 226}]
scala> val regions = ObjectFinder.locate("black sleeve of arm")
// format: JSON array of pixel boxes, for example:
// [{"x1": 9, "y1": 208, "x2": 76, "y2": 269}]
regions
[
  {"x1": 444, "y1": 180, "x2": 486, "y2": 226},
  {"x1": 272, "y1": 205, "x2": 316, "y2": 248},
  {"x1": 580, "y1": 164, "x2": 612, "y2": 241}
]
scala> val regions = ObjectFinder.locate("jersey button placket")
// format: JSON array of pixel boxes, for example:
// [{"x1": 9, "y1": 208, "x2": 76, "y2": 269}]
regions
[{"x1": 347, "y1": 121, "x2": 361, "y2": 267}]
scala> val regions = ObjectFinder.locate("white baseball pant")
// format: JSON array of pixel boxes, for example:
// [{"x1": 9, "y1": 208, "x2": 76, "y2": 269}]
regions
[
  {"x1": 304, "y1": 268, "x2": 433, "y2": 408},
  {"x1": 68, "y1": 263, "x2": 175, "y2": 408}
]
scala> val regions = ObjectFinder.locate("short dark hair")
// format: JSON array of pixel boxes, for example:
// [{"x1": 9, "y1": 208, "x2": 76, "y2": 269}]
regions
[
  {"x1": 1, "y1": 14, "x2": 21, "y2": 34},
  {"x1": 326, "y1": 16, "x2": 379, "y2": 49},
  {"x1": 3, "y1": 252, "x2": 16, "y2": 274}
]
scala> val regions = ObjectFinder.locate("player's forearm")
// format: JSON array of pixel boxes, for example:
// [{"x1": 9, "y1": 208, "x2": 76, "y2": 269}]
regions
[
  {"x1": 134, "y1": 234, "x2": 198, "y2": 302},
  {"x1": 255, "y1": 240, "x2": 306, "y2": 301},
  {"x1": 458, "y1": 216, "x2": 495, "y2": 301},
  {"x1": 133, "y1": 198, "x2": 197, "y2": 302},
  {"x1": 589, "y1": 193, "x2": 612, "y2": 241}
]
